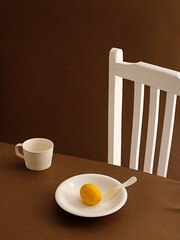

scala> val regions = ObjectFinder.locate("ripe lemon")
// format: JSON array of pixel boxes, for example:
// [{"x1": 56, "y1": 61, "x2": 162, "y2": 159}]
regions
[{"x1": 80, "y1": 184, "x2": 102, "y2": 206}]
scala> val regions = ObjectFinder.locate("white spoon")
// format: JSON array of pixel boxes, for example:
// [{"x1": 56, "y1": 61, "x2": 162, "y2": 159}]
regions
[{"x1": 101, "y1": 176, "x2": 137, "y2": 203}]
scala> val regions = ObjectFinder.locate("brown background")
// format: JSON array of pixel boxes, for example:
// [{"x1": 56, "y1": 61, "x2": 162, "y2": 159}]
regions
[{"x1": 0, "y1": 0, "x2": 179, "y2": 180}]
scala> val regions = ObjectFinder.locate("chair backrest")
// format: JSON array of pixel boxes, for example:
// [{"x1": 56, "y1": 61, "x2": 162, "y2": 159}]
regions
[{"x1": 108, "y1": 48, "x2": 180, "y2": 177}]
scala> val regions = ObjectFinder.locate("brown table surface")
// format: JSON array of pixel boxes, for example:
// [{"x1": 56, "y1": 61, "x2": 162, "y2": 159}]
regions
[{"x1": 0, "y1": 142, "x2": 179, "y2": 240}]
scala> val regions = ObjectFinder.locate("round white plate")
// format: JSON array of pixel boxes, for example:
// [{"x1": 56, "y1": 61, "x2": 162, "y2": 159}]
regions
[{"x1": 55, "y1": 173, "x2": 127, "y2": 217}]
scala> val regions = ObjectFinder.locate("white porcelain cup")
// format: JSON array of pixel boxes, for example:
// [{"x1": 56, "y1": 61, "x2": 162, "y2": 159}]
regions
[{"x1": 15, "y1": 138, "x2": 54, "y2": 171}]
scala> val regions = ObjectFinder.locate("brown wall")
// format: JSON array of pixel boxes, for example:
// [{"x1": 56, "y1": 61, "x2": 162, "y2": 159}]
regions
[{"x1": 0, "y1": 0, "x2": 179, "y2": 180}]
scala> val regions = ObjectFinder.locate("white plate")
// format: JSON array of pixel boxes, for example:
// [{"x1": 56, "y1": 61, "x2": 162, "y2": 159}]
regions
[{"x1": 55, "y1": 173, "x2": 127, "y2": 217}]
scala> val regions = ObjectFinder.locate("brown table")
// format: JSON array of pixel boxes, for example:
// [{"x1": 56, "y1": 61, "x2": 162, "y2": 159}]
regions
[{"x1": 0, "y1": 142, "x2": 179, "y2": 240}]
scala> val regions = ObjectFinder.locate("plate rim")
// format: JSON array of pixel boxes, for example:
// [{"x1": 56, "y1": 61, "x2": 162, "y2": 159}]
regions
[{"x1": 55, "y1": 173, "x2": 128, "y2": 217}]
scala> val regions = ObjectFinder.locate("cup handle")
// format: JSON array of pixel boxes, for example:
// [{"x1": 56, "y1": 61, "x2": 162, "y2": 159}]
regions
[{"x1": 15, "y1": 143, "x2": 24, "y2": 159}]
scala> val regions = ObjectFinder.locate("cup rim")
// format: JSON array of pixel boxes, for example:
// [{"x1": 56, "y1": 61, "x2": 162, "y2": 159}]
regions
[{"x1": 22, "y1": 138, "x2": 54, "y2": 154}]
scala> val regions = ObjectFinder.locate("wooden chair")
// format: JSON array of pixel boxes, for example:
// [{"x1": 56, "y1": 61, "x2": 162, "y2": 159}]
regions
[{"x1": 108, "y1": 48, "x2": 180, "y2": 177}]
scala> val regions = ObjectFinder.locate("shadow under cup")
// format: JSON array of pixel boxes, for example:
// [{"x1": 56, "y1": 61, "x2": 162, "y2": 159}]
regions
[{"x1": 16, "y1": 138, "x2": 54, "y2": 171}]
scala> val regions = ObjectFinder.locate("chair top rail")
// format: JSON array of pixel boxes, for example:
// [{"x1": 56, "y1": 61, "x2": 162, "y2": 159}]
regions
[{"x1": 110, "y1": 49, "x2": 180, "y2": 95}]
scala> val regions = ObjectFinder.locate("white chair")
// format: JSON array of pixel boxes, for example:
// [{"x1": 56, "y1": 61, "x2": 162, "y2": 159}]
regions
[{"x1": 108, "y1": 48, "x2": 180, "y2": 177}]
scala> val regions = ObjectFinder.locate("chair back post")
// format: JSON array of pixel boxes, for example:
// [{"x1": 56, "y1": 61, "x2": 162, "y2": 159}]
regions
[{"x1": 108, "y1": 48, "x2": 123, "y2": 166}]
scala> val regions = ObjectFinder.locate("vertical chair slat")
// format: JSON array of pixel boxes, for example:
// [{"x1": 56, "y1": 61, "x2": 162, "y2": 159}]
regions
[
  {"x1": 129, "y1": 82, "x2": 144, "y2": 170},
  {"x1": 144, "y1": 87, "x2": 160, "y2": 174},
  {"x1": 157, "y1": 93, "x2": 177, "y2": 177},
  {"x1": 108, "y1": 49, "x2": 123, "y2": 166}
]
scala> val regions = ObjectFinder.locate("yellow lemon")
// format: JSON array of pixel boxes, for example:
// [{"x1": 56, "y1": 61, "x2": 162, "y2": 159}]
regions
[{"x1": 80, "y1": 184, "x2": 102, "y2": 206}]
